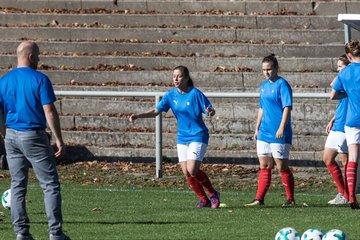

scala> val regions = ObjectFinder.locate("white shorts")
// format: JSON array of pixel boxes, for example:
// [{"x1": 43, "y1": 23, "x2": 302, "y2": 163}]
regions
[
  {"x1": 325, "y1": 130, "x2": 348, "y2": 153},
  {"x1": 177, "y1": 142, "x2": 208, "y2": 162},
  {"x1": 257, "y1": 140, "x2": 291, "y2": 159},
  {"x1": 345, "y1": 126, "x2": 360, "y2": 145}
]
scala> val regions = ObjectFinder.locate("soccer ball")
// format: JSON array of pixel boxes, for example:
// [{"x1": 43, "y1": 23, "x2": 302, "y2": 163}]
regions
[
  {"x1": 322, "y1": 229, "x2": 348, "y2": 240},
  {"x1": 275, "y1": 227, "x2": 301, "y2": 240},
  {"x1": 300, "y1": 228, "x2": 323, "y2": 240},
  {"x1": 1, "y1": 189, "x2": 11, "y2": 209}
]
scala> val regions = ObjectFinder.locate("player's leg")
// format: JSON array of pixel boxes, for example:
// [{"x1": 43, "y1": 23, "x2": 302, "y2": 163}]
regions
[
  {"x1": 338, "y1": 153, "x2": 349, "y2": 200},
  {"x1": 5, "y1": 129, "x2": 33, "y2": 239},
  {"x1": 324, "y1": 131, "x2": 348, "y2": 203},
  {"x1": 274, "y1": 158, "x2": 295, "y2": 207},
  {"x1": 185, "y1": 142, "x2": 220, "y2": 208},
  {"x1": 344, "y1": 126, "x2": 360, "y2": 209},
  {"x1": 346, "y1": 144, "x2": 360, "y2": 209},
  {"x1": 245, "y1": 140, "x2": 273, "y2": 206},
  {"x1": 20, "y1": 130, "x2": 65, "y2": 236},
  {"x1": 324, "y1": 148, "x2": 347, "y2": 204},
  {"x1": 178, "y1": 144, "x2": 209, "y2": 207},
  {"x1": 272, "y1": 143, "x2": 294, "y2": 207}
]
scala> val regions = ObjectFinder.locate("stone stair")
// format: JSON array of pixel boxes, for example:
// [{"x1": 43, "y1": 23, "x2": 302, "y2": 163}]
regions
[{"x1": 0, "y1": 0, "x2": 358, "y2": 166}]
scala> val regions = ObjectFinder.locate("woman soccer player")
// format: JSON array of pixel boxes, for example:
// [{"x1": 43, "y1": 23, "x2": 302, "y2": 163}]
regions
[
  {"x1": 245, "y1": 54, "x2": 295, "y2": 207},
  {"x1": 129, "y1": 65, "x2": 220, "y2": 208},
  {"x1": 324, "y1": 54, "x2": 350, "y2": 205},
  {"x1": 331, "y1": 40, "x2": 360, "y2": 209}
]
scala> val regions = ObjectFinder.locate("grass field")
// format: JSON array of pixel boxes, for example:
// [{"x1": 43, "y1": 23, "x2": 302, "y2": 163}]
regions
[{"x1": 0, "y1": 175, "x2": 359, "y2": 240}]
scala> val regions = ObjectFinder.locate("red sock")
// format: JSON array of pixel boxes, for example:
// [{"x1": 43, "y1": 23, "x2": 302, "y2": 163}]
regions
[
  {"x1": 196, "y1": 170, "x2": 216, "y2": 195},
  {"x1": 280, "y1": 168, "x2": 295, "y2": 201},
  {"x1": 326, "y1": 161, "x2": 345, "y2": 196},
  {"x1": 255, "y1": 168, "x2": 272, "y2": 200},
  {"x1": 346, "y1": 162, "x2": 358, "y2": 203},
  {"x1": 343, "y1": 163, "x2": 349, "y2": 200},
  {"x1": 187, "y1": 177, "x2": 208, "y2": 202}
]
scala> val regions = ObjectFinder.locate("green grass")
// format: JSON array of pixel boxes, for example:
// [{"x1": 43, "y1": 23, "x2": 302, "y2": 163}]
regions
[{"x1": 0, "y1": 181, "x2": 359, "y2": 240}]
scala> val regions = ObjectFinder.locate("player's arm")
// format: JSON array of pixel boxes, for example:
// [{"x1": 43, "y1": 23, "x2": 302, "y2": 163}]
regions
[
  {"x1": 204, "y1": 105, "x2": 215, "y2": 117},
  {"x1": 254, "y1": 108, "x2": 263, "y2": 140},
  {"x1": 330, "y1": 89, "x2": 347, "y2": 100},
  {"x1": 43, "y1": 103, "x2": 65, "y2": 159},
  {"x1": 129, "y1": 109, "x2": 160, "y2": 122},
  {"x1": 325, "y1": 116, "x2": 335, "y2": 134},
  {"x1": 276, "y1": 106, "x2": 291, "y2": 139},
  {"x1": 0, "y1": 109, "x2": 5, "y2": 138}
]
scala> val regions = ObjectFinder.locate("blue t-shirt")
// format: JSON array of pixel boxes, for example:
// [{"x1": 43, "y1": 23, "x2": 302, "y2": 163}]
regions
[
  {"x1": 0, "y1": 67, "x2": 56, "y2": 131},
  {"x1": 258, "y1": 77, "x2": 293, "y2": 144},
  {"x1": 333, "y1": 62, "x2": 360, "y2": 128},
  {"x1": 332, "y1": 97, "x2": 347, "y2": 133},
  {"x1": 156, "y1": 87, "x2": 211, "y2": 144}
]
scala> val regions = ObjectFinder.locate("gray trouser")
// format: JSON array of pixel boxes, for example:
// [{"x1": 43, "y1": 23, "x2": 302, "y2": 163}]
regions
[{"x1": 5, "y1": 128, "x2": 63, "y2": 236}]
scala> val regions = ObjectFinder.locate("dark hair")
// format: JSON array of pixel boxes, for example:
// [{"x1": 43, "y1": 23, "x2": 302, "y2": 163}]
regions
[
  {"x1": 345, "y1": 40, "x2": 360, "y2": 57},
  {"x1": 262, "y1": 53, "x2": 279, "y2": 70},
  {"x1": 173, "y1": 65, "x2": 194, "y2": 86},
  {"x1": 339, "y1": 54, "x2": 350, "y2": 66}
]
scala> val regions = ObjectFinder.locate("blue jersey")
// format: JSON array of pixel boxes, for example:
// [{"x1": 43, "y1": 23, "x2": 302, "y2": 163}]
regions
[
  {"x1": 332, "y1": 97, "x2": 347, "y2": 133},
  {"x1": 0, "y1": 67, "x2": 56, "y2": 131},
  {"x1": 333, "y1": 62, "x2": 360, "y2": 128},
  {"x1": 156, "y1": 87, "x2": 211, "y2": 144},
  {"x1": 258, "y1": 77, "x2": 293, "y2": 144}
]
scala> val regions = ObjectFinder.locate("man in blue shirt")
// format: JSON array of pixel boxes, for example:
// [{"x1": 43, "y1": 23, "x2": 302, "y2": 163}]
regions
[{"x1": 0, "y1": 41, "x2": 70, "y2": 240}]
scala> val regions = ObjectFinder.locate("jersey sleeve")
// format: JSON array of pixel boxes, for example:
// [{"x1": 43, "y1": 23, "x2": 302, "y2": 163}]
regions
[
  {"x1": 198, "y1": 90, "x2": 212, "y2": 115},
  {"x1": 156, "y1": 92, "x2": 171, "y2": 113},
  {"x1": 39, "y1": 76, "x2": 56, "y2": 105},
  {"x1": 332, "y1": 75, "x2": 344, "y2": 92},
  {"x1": 280, "y1": 80, "x2": 293, "y2": 108}
]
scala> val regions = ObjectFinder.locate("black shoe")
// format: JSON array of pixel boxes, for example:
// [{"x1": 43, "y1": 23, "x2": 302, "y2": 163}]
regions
[
  {"x1": 349, "y1": 201, "x2": 360, "y2": 210},
  {"x1": 282, "y1": 199, "x2": 296, "y2": 208}
]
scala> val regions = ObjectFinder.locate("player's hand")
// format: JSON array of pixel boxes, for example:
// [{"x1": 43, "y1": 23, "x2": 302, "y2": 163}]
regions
[
  {"x1": 129, "y1": 114, "x2": 137, "y2": 122},
  {"x1": 325, "y1": 121, "x2": 333, "y2": 134},
  {"x1": 205, "y1": 105, "x2": 215, "y2": 117},
  {"x1": 276, "y1": 129, "x2": 284, "y2": 139},
  {"x1": 54, "y1": 139, "x2": 65, "y2": 159},
  {"x1": 253, "y1": 130, "x2": 258, "y2": 141}
]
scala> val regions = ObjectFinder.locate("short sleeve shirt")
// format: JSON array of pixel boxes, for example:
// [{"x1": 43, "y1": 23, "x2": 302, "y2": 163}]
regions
[
  {"x1": 156, "y1": 87, "x2": 211, "y2": 144},
  {"x1": 258, "y1": 77, "x2": 293, "y2": 144},
  {"x1": 0, "y1": 67, "x2": 56, "y2": 130},
  {"x1": 333, "y1": 62, "x2": 360, "y2": 128}
]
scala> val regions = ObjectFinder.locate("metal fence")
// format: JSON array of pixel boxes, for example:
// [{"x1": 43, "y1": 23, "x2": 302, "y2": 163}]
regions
[{"x1": 55, "y1": 91, "x2": 330, "y2": 178}]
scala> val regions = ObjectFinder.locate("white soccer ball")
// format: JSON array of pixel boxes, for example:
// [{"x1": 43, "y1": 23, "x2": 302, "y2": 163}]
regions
[
  {"x1": 322, "y1": 229, "x2": 348, "y2": 240},
  {"x1": 275, "y1": 227, "x2": 301, "y2": 240},
  {"x1": 1, "y1": 189, "x2": 11, "y2": 209},
  {"x1": 300, "y1": 228, "x2": 323, "y2": 240}
]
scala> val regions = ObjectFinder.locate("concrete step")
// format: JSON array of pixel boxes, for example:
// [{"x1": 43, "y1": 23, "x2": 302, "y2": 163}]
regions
[
  {"x1": 0, "y1": 55, "x2": 340, "y2": 72},
  {"x1": 0, "y1": 40, "x2": 345, "y2": 58},
  {"x1": 0, "y1": 13, "x2": 342, "y2": 30},
  {"x1": 0, "y1": 69, "x2": 336, "y2": 92},
  {"x1": 61, "y1": 130, "x2": 327, "y2": 151},
  {"x1": 0, "y1": 27, "x2": 344, "y2": 44},
  {"x1": 57, "y1": 98, "x2": 337, "y2": 122},
  {"x1": 1, "y1": 0, "x2": 359, "y2": 16},
  {"x1": 11, "y1": 70, "x2": 334, "y2": 89},
  {"x1": 60, "y1": 115, "x2": 330, "y2": 136},
  {"x1": 63, "y1": 146, "x2": 324, "y2": 167}
]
